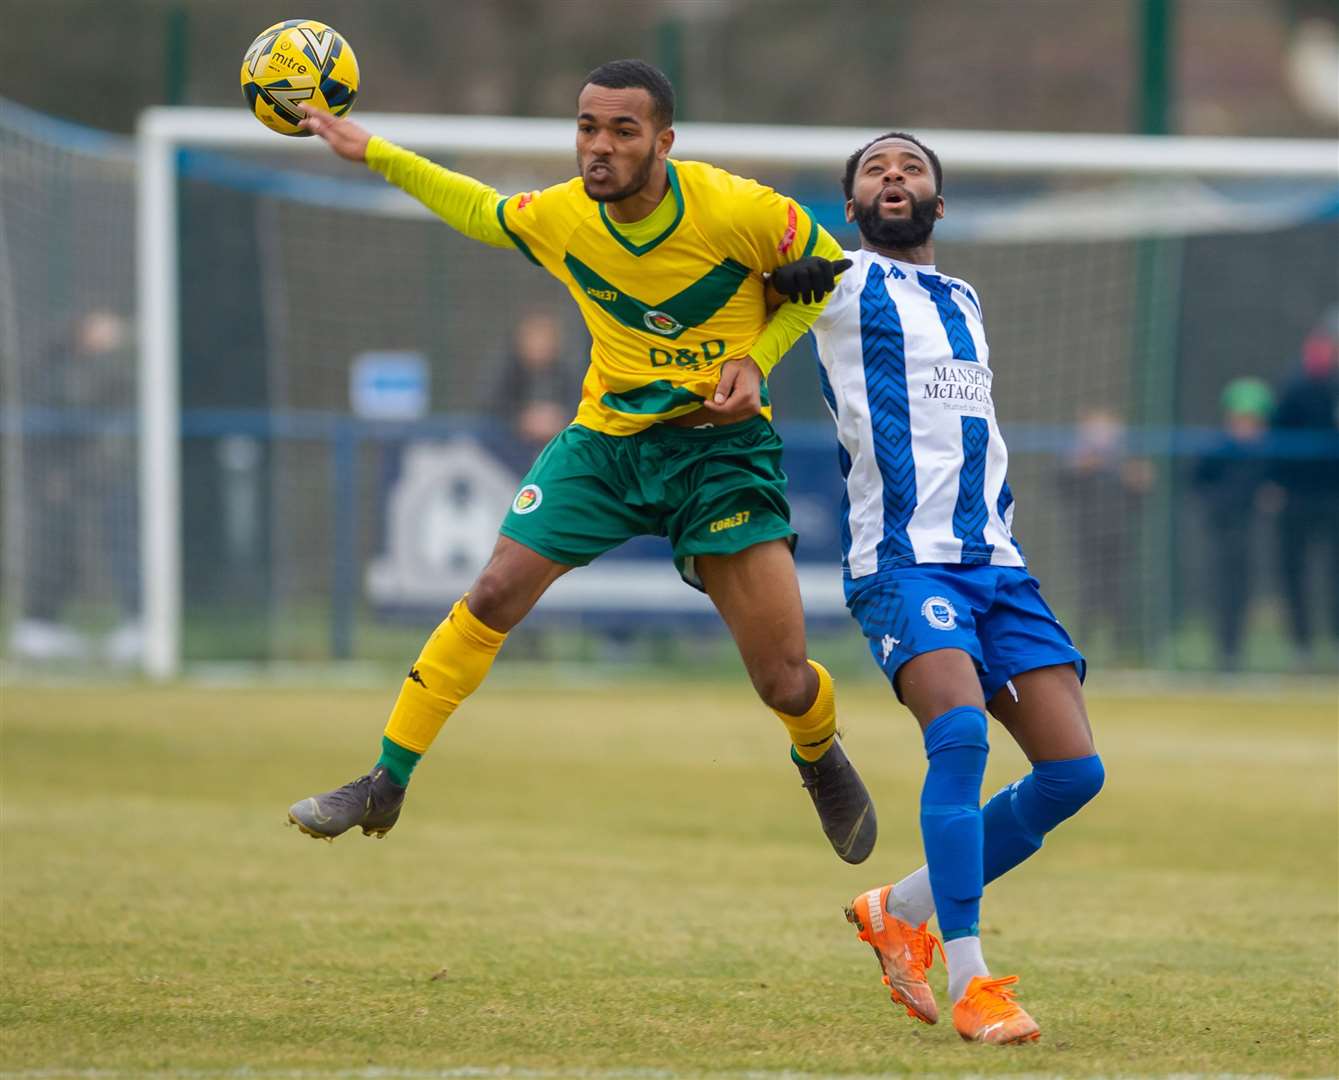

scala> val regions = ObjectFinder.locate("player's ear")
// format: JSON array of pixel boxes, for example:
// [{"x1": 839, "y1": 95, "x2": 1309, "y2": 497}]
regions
[
  {"x1": 844, "y1": 198, "x2": 856, "y2": 224},
  {"x1": 935, "y1": 195, "x2": 945, "y2": 220},
  {"x1": 655, "y1": 125, "x2": 675, "y2": 160}
]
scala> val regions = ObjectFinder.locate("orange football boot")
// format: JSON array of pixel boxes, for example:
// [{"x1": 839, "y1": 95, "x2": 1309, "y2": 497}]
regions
[
  {"x1": 844, "y1": 885, "x2": 943, "y2": 1024},
  {"x1": 952, "y1": 974, "x2": 1040, "y2": 1044}
]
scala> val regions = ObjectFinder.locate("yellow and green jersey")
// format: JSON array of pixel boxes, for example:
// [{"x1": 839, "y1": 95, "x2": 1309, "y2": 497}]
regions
[{"x1": 366, "y1": 137, "x2": 843, "y2": 435}]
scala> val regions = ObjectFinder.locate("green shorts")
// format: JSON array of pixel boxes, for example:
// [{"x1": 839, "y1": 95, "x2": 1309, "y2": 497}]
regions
[{"x1": 498, "y1": 416, "x2": 794, "y2": 589}]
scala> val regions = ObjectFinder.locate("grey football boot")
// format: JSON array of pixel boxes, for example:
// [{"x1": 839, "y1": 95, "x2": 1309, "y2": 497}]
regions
[
  {"x1": 287, "y1": 765, "x2": 407, "y2": 841},
  {"x1": 794, "y1": 739, "x2": 877, "y2": 863}
]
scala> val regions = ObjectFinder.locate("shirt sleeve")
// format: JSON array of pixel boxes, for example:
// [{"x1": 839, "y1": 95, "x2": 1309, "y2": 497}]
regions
[
  {"x1": 364, "y1": 136, "x2": 513, "y2": 249},
  {"x1": 749, "y1": 228, "x2": 847, "y2": 376},
  {"x1": 493, "y1": 188, "x2": 569, "y2": 269},
  {"x1": 726, "y1": 177, "x2": 831, "y2": 274}
]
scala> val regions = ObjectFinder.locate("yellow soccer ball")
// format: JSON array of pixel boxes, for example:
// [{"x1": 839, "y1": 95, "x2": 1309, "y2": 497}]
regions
[{"x1": 240, "y1": 20, "x2": 359, "y2": 137}]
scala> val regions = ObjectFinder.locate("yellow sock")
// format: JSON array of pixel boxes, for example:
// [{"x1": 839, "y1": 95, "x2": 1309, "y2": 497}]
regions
[
  {"x1": 774, "y1": 659, "x2": 837, "y2": 762},
  {"x1": 383, "y1": 596, "x2": 506, "y2": 754}
]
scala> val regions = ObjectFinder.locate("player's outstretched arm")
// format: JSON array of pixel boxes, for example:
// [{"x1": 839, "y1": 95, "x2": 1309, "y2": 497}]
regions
[
  {"x1": 298, "y1": 104, "x2": 370, "y2": 162},
  {"x1": 300, "y1": 105, "x2": 518, "y2": 253}
]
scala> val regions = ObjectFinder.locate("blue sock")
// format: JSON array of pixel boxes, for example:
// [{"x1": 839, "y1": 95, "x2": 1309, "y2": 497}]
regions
[
  {"x1": 981, "y1": 754, "x2": 1105, "y2": 885},
  {"x1": 920, "y1": 706, "x2": 989, "y2": 941}
]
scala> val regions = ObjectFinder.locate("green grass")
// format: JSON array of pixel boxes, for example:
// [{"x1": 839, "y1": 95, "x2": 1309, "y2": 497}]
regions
[{"x1": 1, "y1": 679, "x2": 1336, "y2": 1077}]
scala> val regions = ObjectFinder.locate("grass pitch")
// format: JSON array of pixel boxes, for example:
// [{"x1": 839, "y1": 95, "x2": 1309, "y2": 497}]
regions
[{"x1": 1, "y1": 676, "x2": 1335, "y2": 1078}]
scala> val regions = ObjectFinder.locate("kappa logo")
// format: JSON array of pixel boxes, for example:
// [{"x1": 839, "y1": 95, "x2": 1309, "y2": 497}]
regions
[
  {"x1": 512, "y1": 484, "x2": 543, "y2": 514},
  {"x1": 921, "y1": 596, "x2": 958, "y2": 631},
  {"x1": 643, "y1": 309, "x2": 683, "y2": 336},
  {"x1": 881, "y1": 634, "x2": 901, "y2": 662},
  {"x1": 407, "y1": 667, "x2": 428, "y2": 688}
]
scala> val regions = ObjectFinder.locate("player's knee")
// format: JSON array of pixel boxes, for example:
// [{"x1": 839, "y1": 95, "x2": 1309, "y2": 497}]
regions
[
  {"x1": 1029, "y1": 753, "x2": 1104, "y2": 829},
  {"x1": 465, "y1": 568, "x2": 522, "y2": 631},
  {"x1": 925, "y1": 705, "x2": 990, "y2": 756},
  {"x1": 1061, "y1": 754, "x2": 1105, "y2": 807},
  {"x1": 751, "y1": 658, "x2": 813, "y2": 715},
  {"x1": 922, "y1": 706, "x2": 990, "y2": 806}
]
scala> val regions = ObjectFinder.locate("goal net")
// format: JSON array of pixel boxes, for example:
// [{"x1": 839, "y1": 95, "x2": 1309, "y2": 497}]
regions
[{"x1": 3, "y1": 98, "x2": 1336, "y2": 677}]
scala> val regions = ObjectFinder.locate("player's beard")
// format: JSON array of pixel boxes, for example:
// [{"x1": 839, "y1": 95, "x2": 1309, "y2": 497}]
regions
[
  {"x1": 853, "y1": 189, "x2": 938, "y2": 250},
  {"x1": 581, "y1": 146, "x2": 657, "y2": 203}
]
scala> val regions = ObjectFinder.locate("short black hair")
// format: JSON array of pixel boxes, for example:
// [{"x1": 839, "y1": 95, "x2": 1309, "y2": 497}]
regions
[
  {"x1": 580, "y1": 59, "x2": 675, "y2": 130},
  {"x1": 842, "y1": 131, "x2": 943, "y2": 200}
]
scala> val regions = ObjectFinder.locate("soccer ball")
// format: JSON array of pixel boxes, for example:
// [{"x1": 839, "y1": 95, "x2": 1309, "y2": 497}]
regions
[{"x1": 240, "y1": 20, "x2": 359, "y2": 137}]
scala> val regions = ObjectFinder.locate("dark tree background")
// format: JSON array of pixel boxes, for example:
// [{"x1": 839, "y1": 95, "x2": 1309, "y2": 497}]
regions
[{"x1": 1, "y1": 0, "x2": 1336, "y2": 136}]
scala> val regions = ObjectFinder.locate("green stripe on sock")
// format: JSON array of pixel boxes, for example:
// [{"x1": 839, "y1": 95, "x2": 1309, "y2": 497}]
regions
[{"x1": 378, "y1": 736, "x2": 421, "y2": 787}]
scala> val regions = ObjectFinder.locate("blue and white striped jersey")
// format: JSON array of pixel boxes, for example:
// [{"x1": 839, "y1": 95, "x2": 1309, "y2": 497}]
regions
[{"x1": 811, "y1": 248, "x2": 1025, "y2": 587}]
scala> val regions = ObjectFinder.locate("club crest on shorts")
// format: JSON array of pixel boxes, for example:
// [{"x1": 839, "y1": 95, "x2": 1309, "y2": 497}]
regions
[
  {"x1": 921, "y1": 596, "x2": 958, "y2": 631},
  {"x1": 512, "y1": 484, "x2": 543, "y2": 514},
  {"x1": 643, "y1": 309, "x2": 682, "y2": 336}
]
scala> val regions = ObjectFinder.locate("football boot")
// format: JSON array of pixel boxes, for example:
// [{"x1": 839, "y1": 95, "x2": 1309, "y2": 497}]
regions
[
  {"x1": 844, "y1": 885, "x2": 943, "y2": 1024},
  {"x1": 287, "y1": 765, "x2": 406, "y2": 840},
  {"x1": 793, "y1": 738, "x2": 877, "y2": 863},
  {"x1": 952, "y1": 975, "x2": 1040, "y2": 1045}
]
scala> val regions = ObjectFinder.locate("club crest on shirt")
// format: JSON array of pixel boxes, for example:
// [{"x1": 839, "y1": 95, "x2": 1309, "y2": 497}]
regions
[
  {"x1": 643, "y1": 310, "x2": 683, "y2": 336},
  {"x1": 512, "y1": 484, "x2": 543, "y2": 514},
  {"x1": 921, "y1": 596, "x2": 958, "y2": 631}
]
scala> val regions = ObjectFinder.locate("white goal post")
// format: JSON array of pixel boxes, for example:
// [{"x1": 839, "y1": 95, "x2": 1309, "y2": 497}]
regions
[{"x1": 135, "y1": 106, "x2": 1339, "y2": 679}]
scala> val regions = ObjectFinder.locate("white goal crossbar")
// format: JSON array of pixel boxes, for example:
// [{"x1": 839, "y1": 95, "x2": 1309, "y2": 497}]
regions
[{"x1": 136, "y1": 107, "x2": 1339, "y2": 678}]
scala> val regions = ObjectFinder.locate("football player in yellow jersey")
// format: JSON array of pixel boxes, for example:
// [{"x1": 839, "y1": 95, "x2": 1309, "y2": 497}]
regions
[{"x1": 287, "y1": 59, "x2": 875, "y2": 866}]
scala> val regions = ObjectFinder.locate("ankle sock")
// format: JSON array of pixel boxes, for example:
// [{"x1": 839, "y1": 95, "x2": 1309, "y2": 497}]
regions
[
  {"x1": 887, "y1": 867, "x2": 936, "y2": 926},
  {"x1": 376, "y1": 735, "x2": 420, "y2": 787},
  {"x1": 945, "y1": 935, "x2": 989, "y2": 1002}
]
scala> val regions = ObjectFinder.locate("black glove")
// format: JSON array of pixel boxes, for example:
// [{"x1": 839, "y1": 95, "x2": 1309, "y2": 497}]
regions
[{"x1": 769, "y1": 256, "x2": 853, "y2": 304}]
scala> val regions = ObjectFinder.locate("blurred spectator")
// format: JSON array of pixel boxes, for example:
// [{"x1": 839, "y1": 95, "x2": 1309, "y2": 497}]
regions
[
  {"x1": 1270, "y1": 306, "x2": 1339, "y2": 669},
  {"x1": 484, "y1": 310, "x2": 584, "y2": 464},
  {"x1": 1056, "y1": 408, "x2": 1154, "y2": 658},
  {"x1": 1192, "y1": 378, "x2": 1276, "y2": 670},
  {"x1": 11, "y1": 309, "x2": 140, "y2": 664}
]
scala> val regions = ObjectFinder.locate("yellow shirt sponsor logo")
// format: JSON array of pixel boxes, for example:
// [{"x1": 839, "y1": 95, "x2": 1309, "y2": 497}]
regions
[{"x1": 709, "y1": 510, "x2": 751, "y2": 533}]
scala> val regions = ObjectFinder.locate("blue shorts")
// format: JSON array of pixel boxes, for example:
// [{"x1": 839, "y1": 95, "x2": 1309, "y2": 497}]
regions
[{"x1": 846, "y1": 564, "x2": 1086, "y2": 702}]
